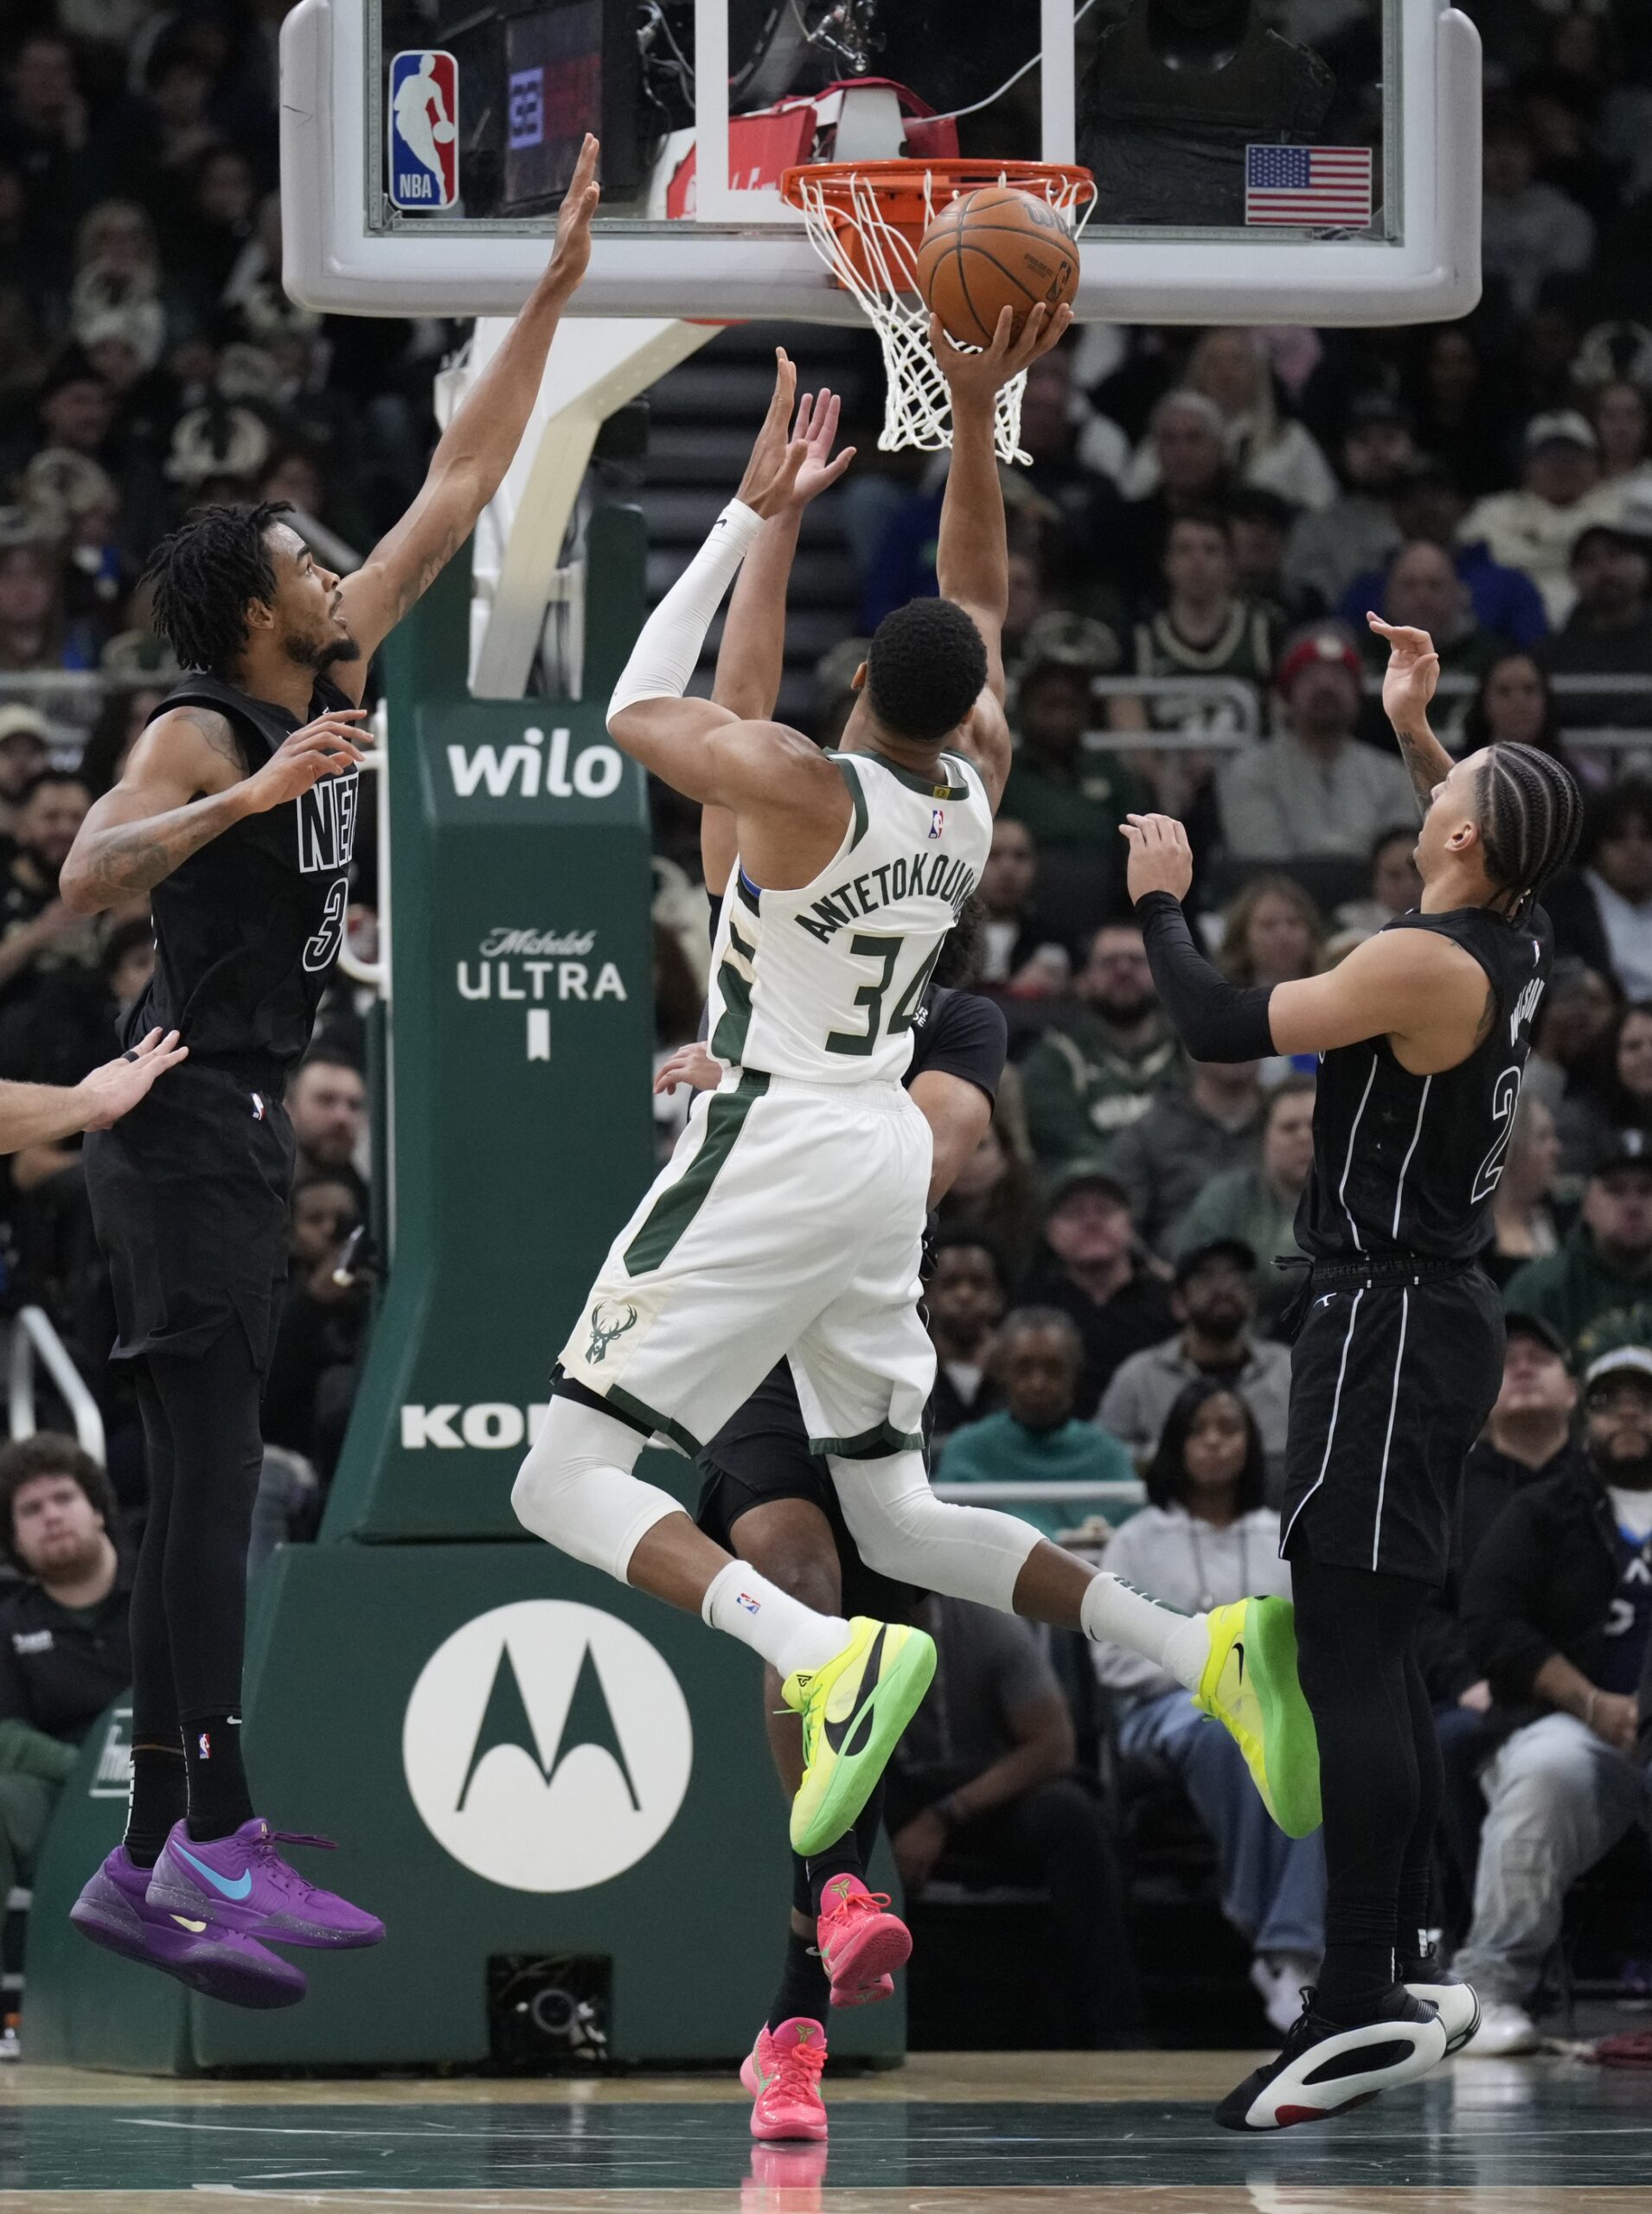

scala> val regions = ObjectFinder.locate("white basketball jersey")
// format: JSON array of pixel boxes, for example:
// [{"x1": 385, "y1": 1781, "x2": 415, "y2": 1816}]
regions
[{"x1": 706, "y1": 748, "x2": 992, "y2": 1085}]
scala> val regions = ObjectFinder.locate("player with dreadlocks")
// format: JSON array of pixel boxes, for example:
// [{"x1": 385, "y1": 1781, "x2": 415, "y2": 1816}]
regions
[
  {"x1": 1120, "y1": 613, "x2": 1580, "y2": 2131},
  {"x1": 56, "y1": 142, "x2": 601, "y2": 2010}
]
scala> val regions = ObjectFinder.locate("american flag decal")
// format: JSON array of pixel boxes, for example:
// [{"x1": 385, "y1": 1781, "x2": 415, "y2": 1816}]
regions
[{"x1": 1245, "y1": 144, "x2": 1373, "y2": 227}]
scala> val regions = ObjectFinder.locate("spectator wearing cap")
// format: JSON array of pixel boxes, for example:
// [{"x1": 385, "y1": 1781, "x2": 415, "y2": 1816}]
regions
[
  {"x1": 1283, "y1": 393, "x2": 1418, "y2": 614},
  {"x1": 1170, "y1": 1076, "x2": 1316, "y2": 1333},
  {"x1": 1001, "y1": 638, "x2": 1146, "y2": 862},
  {"x1": 1101, "y1": 1059, "x2": 1266, "y2": 1256},
  {"x1": 1533, "y1": 507, "x2": 1652, "y2": 729},
  {"x1": 1092, "y1": 1378, "x2": 1317, "y2": 2033},
  {"x1": 976, "y1": 816, "x2": 1079, "y2": 999},
  {"x1": 1336, "y1": 459, "x2": 1549, "y2": 652},
  {"x1": 1017, "y1": 1167, "x2": 1178, "y2": 1418},
  {"x1": 937, "y1": 1305, "x2": 1137, "y2": 1541},
  {"x1": 1503, "y1": 1132, "x2": 1652, "y2": 1354},
  {"x1": 1111, "y1": 505, "x2": 1275, "y2": 743},
  {"x1": 0, "y1": 708, "x2": 50, "y2": 844},
  {"x1": 1460, "y1": 413, "x2": 1628, "y2": 626},
  {"x1": 1479, "y1": 100, "x2": 1595, "y2": 318},
  {"x1": 1020, "y1": 924, "x2": 1183, "y2": 1168},
  {"x1": 1546, "y1": 777, "x2": 1652, "y2": 1000},
  {"x1": 0, "y1": 1435, "x2": 131, "y2": 1912},
  {"x1": 1359, "y1": 539, "x2": 1507, "y2": 684},
  {"x1": 1098, "y1": 1240, "x2": 1292, "y2": 1488},
  {"x1": 1215, "y1": 624, "x2": 1416, "y2": 862},
  {"x1": 1452, "y1": 1344, "x2": 1652, "y2": 2056},
  {"x1": 1418, "y1": 1316, "x2": 1583, "y2": 1908}
]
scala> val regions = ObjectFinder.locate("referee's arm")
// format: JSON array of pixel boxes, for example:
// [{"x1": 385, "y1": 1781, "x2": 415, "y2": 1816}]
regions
[{"x1": 0, "y1": 1028, "x2": 186, "y2": 1155}]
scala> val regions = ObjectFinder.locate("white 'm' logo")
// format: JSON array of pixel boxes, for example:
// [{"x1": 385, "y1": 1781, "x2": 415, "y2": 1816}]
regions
[{"x1": 401, "y1": 1601, "x2": 692, "y2": 1892}]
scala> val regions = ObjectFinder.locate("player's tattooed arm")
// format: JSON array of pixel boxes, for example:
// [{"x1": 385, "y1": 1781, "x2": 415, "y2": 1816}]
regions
[
  {"x1": 61, "y1": 705, "x2": 365, "y2": 913},
  {"x1": 1368, "y1": 614, "x2": 1454, "y2": 814}
]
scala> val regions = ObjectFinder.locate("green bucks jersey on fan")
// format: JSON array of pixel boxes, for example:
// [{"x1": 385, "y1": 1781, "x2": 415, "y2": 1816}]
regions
[{"x1": 706, "y1": 746, "x2": 993, "y2": 1085}]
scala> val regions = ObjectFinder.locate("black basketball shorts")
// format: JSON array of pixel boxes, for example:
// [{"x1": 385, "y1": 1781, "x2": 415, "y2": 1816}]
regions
[{"x1": 1279, "y1": 1264, "x2": 1505, "y2": 1589}]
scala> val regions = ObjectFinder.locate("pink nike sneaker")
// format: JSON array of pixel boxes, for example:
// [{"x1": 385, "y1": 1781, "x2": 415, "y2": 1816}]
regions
[
  {"x1": 815, "y1": 1873, "x2": 910, "y2": 2007},
  {"x1": 741, "y1": 2018, "x2": 829, "y2": 2141},
  {"x1": 145, "y1": 1819, "x2": 383, "y2": 1948}
]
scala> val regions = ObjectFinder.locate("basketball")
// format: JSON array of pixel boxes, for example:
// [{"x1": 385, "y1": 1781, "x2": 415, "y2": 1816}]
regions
[
  {"x1": 914, "y1": 187, "x2": 1081, "y2": 349},
  {"x1": 432, "y1": 121, "x2": 456, "y2": 144}
]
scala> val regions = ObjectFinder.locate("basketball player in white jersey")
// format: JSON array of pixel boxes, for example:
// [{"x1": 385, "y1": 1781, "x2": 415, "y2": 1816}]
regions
[{"x1": 512, "y1": 312, "x2": 1320, "y2": 1868}]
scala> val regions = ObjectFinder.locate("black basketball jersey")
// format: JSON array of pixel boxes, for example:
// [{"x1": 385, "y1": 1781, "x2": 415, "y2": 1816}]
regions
[
  {"x1": 1297, "y1": 905, "x2": 1552, "y2": 1264},
  {"x1": 123, "y1": 672, "x2": 361, "y2": 1071}
]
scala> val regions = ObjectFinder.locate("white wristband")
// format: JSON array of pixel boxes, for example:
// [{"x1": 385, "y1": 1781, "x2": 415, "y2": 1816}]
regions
[{"x1": 608, "y1": 500, "x2": 765, "y2": 720}]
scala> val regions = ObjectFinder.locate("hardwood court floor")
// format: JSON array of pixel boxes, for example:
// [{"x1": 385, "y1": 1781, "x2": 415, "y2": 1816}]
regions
[{"x1": 2, "y1": 2051, "x2": 1650, "y2": 2211}]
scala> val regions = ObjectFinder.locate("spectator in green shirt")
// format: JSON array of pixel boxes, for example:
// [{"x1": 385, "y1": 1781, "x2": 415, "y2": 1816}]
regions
[
  {"x1": 1503, "y1": 1133, "x2": 1652, "y2": 1353},
  {"x1": 1021, "y1": 922, "x2": 1184, "y2": 1166},
  {"x1": 1000, "y1": 650, "x2": 1148, "y2": 860},
  {"x1": 938, "y1": 1307, "x2": 1140, "y2": 1540}
]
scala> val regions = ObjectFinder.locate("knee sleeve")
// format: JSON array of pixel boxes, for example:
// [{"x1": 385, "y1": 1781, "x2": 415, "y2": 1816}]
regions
[
  {"x1": 829, "y1": 1450, "x2": 1040, "y2": 1614},
  {"x1": 511, "y1": 1397, "x2": 683, "y2": 1583}
]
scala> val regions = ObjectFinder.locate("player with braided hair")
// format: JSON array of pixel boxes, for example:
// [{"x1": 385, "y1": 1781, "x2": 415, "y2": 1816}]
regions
[{"x1": 1119, "y1": 614, "x2": 1579, "y2": 2131}]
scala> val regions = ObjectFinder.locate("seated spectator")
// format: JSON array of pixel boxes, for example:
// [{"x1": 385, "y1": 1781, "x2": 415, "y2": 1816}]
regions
[
  {"x1": 1020, "y1": 925, "x2": 1182, "y2": 1166},
  {"x1": 1454, "y1": 1346, "x2": 1652, "y2": 2055},
  {"x1": 1479, "y1": 100, "x2": 1595, "y2": 318},
  {"x1": 1217, "y1": 628, "x2": 1416, "y2": 862},
  {"x1": 1522, "y1": 956, "x2": 1621, "y2": 1117},
  {"x1": 0, "y1": 540, "x2": 99, "y2": 675},
  {"x1": 1099, "y1": 1241, "x2": 1292, "y2": 1487},
  {"x1": 1019, "y1": 1168, "x2": 1178, "y2": 1417},
  {"x1": 1226, "y1": 487, "x2": 1318, "y2": 630},
  {"x1": 0, "y1": 708, "x2": 50, "y2": 841},
  {"x1": 1094, "y1": 1379, "x2": 1318, "y2": 2032},
  {"x1": 1112, "y1": 507, "x2": 1273, "y2": 747},
  {"x1": 1418, "y1": 1317, "x2": 1582, "y2": 1910},
  {"x1": 1360, "y1": 539, "x2": 1507, "y2": 683},
  {"x1": 887, "y1": 1590, "x2": 1142, "y2": 2046},
  {"x1": 1102, "y1": 1059, "x2": 1265, "y2": 1253},
  {"x1": 0, "y1": 770, "x2": 95, "y2": 1016},
  {"x1": 1171, "y1": 1077, "x2": 1316, "y2": 1334},
  {"x1": 926, "y1": 1228, "x2": 1008, "y2": 1448},
  {"x1": 1284, "y1": 393, "x2": 1418, "y2": 614},
  {"x1": 1181, "y1": 330, "x2": 1337, "y2": 515},
  {"x1": 261, "y1": 1172, "x2": 367, "y2": 1477},
  {"x1": 1336, "y1": 825, "x2": 1425, "y2": 937},
  {"x1": 1503, "y1": 1132, "x2": 1652, "y2": 1354},
  {"x1": 934, "y1": 1111, "x2": 1045, "y2": 1287},
  {"x1": 938, "y1": 1306, "x2": 1137, "y2": 1539},
  {"x1": 1000, "y1": 651, "x2": 1145, "y2": 862},
  {"x1": 1111, "y1": 389, "x2": 1231, "y2": 586},
  {"x1": 1533, "y1": 515, "x2": 1652, "y2": 730},
  {"x1": 1547, "y1": 777, "x2": 1652, "y2": 997},
  {"x1": 976, "y1": 817, "x2": 1077, "y2": 998},
  {"x1": 1218, "y1": 873, "x2": 1324, "y2": 989},
  {"x1": 1487, "y1": 1099, "x2": 1565, "y2": 1283},
  {"x1": 1456, "y1": 652, "x2": 1570, "y2": 766},
  {"x1": 1556, "y1": 1000, "x2": 1652, "y2": 1181},
  {"x1": 0, "y1": 1435, "x2": 131, "y2": 1912},
  {"x1": 285, "y1": 1047, "x2": 366, "y2": 1200},
  {"x1": 1460, "y1": 413, "x2": 1627, "y2": 627},
  {"x1": 1402, "y1": 329, "x2": 1520, "y2": 503},
  {"x1": 1591, "y1": 379, "x2": 1652, "y2": 502},
  {"x1": 1338, "y1": 458, "x2": 1549, "y2": 650},
  {"x1": 2, "y1": 32, "x2": 101, "y2": 263}
]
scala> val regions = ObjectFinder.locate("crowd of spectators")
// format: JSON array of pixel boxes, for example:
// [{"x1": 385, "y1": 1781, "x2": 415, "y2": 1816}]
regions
[{"x1": 3, "y1": 0, "x2": 1652, "y2": 2053}]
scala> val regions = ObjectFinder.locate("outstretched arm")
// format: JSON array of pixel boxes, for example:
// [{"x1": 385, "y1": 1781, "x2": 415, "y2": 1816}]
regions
[
  {"x1": 331, "y1": 137, "x2": 602, "y2": 697},
  {"x1": 1368, "y1": 613, "x2": 1454, "y2": 813},
  {"x1": 931, "y1": 303, "x2": 1073, "y2": 809}
]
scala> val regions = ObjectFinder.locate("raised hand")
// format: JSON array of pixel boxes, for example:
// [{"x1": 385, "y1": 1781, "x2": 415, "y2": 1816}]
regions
[
  {"x1": 548, "y1": 134, "x2": 601, "y2": 295},
  {"x1": 242, "y1": 710, "x2": 369, "y2": 811},
  {"x1": 1120, "y1": 811, "x2": 1194, "y2": 904},
  {"x1": 785, "y1": 387, "x2": 855, "y2": 510},
  {"x1": 734, "y1": 351, "x2": 811, "y2": 519},
  {"x1": 930, "y1": 300, "x2": 1075, "y2": 410},
  {"x1": 1367, "y1": 613, "x2": 1441, "y2": 734}
]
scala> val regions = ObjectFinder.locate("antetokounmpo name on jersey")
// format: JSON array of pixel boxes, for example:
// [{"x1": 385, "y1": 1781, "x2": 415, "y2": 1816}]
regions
[
  {"x1": 297, "y1": 772, "x2": 360, "y2": 876},
  {"x1": 794, "y1": 852, "x2": 978, "y2": 944}
]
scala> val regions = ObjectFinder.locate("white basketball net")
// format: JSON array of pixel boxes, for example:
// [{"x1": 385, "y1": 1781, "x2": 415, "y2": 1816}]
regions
[{"x1": 791, "y1": 167, "x2": 1097, "y2": 463}]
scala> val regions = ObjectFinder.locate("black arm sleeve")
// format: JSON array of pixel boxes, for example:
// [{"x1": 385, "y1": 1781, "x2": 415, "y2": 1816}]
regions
[{"x1": 1136, "y1": 892, "x2": 1277, "y2": 1064}]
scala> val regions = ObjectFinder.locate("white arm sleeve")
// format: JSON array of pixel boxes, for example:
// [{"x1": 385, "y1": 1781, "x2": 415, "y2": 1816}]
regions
[{"x1": 608, "y1": 499, "x2": 765, "y2": 720}]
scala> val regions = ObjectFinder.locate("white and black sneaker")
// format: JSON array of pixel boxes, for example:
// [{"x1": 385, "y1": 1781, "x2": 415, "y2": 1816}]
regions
[
  {"x1": 1215, "y1": 1984, "x2": 1448, "y2": 2132},
  {"x1": 1400, "y1": 1947, "x2": 1479, "y2": 2056}
]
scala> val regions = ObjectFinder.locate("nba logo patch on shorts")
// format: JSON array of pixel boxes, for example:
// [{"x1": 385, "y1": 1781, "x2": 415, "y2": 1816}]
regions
[{"x1": 388, "y1": 51, "x2": 459, "y2": 210}]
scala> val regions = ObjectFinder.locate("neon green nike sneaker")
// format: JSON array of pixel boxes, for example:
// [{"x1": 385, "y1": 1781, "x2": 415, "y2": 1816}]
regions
[
  {"x1": 1193, "y1": 1597, "x2": 1321, "y2": 1838},
  {"x1": 784, "y1": 1618, "x2": 937, "y2": 1858}
]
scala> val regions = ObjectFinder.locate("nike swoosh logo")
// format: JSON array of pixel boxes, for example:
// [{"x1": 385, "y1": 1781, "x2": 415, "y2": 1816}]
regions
[
  {"x1": 823, "y1": 1628, "x2": 887, "y2": 1759},
  {"x1": 173, "y1": 1842, "x2": 253, "y2": 1901},
  {"x1": 170, "y1": 1915, "x2": 208, "y2": 1932}
]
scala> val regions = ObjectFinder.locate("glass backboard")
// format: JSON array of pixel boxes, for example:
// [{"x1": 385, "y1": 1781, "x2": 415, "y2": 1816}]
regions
[{"x1": 282, "y1": 0, "x2": 1481, "y2": 324}]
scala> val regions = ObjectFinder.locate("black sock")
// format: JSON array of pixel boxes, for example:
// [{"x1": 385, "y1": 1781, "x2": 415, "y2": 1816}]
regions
[
  {"x1": 807, "y1": 1831, "x2": 867, "y2": 1916},
  {"x1": 124, "y1": 1743, "x2": 187, "y2": 1868},
  {"x1": 766, "y1": 1928, "x2": 830, "y2": 2032},
  {"x1": 182, "y1": 1712, "x2": 254, "y2": 1841}
]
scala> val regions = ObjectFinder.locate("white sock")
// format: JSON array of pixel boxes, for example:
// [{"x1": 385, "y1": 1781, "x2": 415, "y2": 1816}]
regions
[
  {"x1": 703, "y1": 1561, "x2": 850, "y2": 1680},
  {"x1": 1080, "y1": 1571, "x2": 1208, "y2": 1691}
]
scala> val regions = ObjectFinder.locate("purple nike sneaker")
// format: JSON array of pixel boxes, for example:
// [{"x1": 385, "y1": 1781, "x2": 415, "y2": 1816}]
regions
[
  {"x1": 146, "y1": 1818, "x2": 385, "y2": 1948},
  {"x1": 70, "y1": 1846, "x2": 307, "y2": 2008}
]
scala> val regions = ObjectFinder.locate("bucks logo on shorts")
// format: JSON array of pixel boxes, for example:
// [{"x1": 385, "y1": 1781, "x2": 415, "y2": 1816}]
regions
[{"x1": 586, "y1": 1302, "x2": 638, "y2": 1365}]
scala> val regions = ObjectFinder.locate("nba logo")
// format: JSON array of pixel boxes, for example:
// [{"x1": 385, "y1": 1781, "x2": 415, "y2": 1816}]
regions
[
  {"x1": 197, "y1": 1731, "x2": 211, "y2": 1760},
  {"x1": 929, "y1": 808, "x2": 945, "y2": 839},
  {"x1": 388, "y1": 51, "x2": 459, "y2": 211}
]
